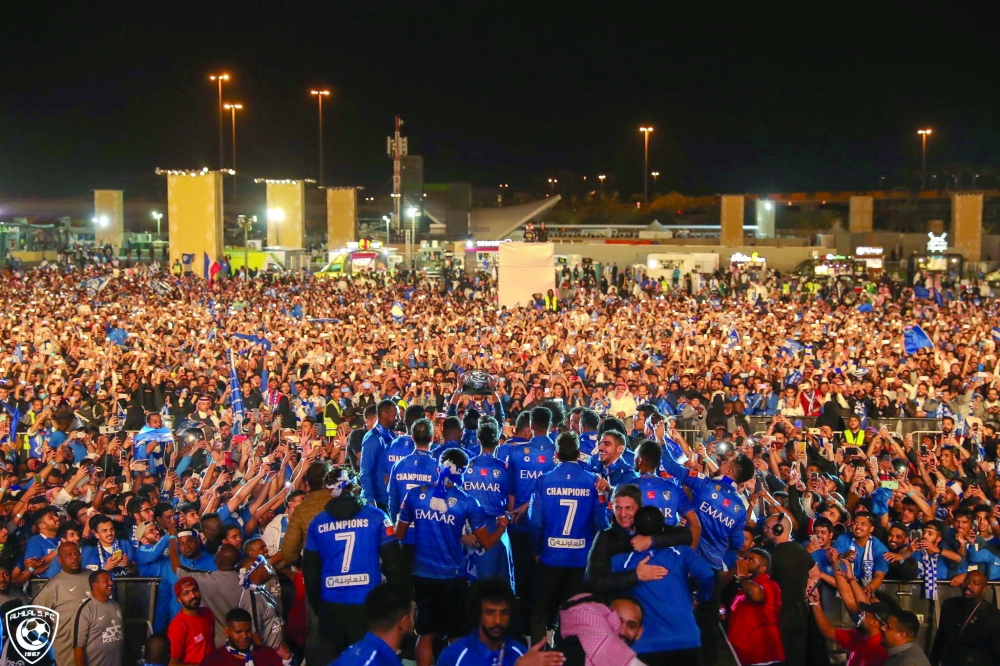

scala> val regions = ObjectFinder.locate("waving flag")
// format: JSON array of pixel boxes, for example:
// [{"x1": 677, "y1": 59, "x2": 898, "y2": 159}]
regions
[
  {"x1": 151, "y1": 279, "x2": 175, "y2": 298},
  {"x1": 903, "y1": 325, "x2": 934, "y2": 354},
  {"x1": 779, "y1": 339, "x2": 803, "y2": 359},
  {"x1": 391, "y1": 301, "x2": 406, "y2": 323},
  {"x1": 992, "y1": 326, "x2": 1000, "y2": 343},
  {"x1": 727, "y1": 328, "x2": 739, "y2": 347},
  {"x1": 82, "y1": 276, "x2": 112, "y2": 296},
  {"x1": 1, "y1": 401, "x2": 21, "y2": 444},
  {"x1": 785, "y1": 368, "x2": 803, "y2": 387},
  {"x1": 203, "y1": 252, "x2": 211, "y2": 280},
  {"x1": 229, "y1": 349, "x2": 245, "y2": 431},
  {"x1": 134, "y1": 426, "x2": 174, "y2": 475},
  {"x1": 12, "y1": 344, "x2": 24, "y2": 364},
  {"x1": 857, "y1": 302, "x2": 874, "y2": 313}
]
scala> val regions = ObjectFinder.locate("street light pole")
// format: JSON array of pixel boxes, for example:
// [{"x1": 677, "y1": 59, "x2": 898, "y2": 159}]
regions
[
  {"x1": 598, "y1": 175, "x2": 606, "y2": 201},
  {"x1": 310, "y1": 90, "x2": 331, "y2": 187},
  {"x1": 651, "y1": 171, "x2": 660, "y2": 194},
  {"x1": 224, "y1": 103, "x2": 243, "y2": 197},
  {"x1": 209, "y1": 73, "x2": 230, "y2": 171},
  {"x1": 548, "y1": 178, "x2": 557, "y2": 195},
  {"x1": 151, "y1": 212, "x2": 163, "y2": 238},
  {"x1": 639, "y1": 127, "x2": 653, "y2": 205},
  {"x1": 918, "y1": 128, "x2": 932, "y2": 191}
]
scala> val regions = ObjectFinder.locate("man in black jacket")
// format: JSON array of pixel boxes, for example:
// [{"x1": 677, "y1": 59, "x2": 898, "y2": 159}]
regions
[
  {"x1": 929, "y1": 570, "x2": 1000, "y2": 665},
  {"x1": 585, "y1": 484, "x2": 692, "y2": 595}
]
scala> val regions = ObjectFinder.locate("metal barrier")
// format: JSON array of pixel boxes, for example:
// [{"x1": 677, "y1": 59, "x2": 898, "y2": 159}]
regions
[
  {"x1": 673, "y1": 416, "x2": 943, "y2": 440},
  {"x1": 816, "y1": 579, "x2": 1000, "y2": 656},
  {"x1": 31, "y1": 576, "x2": 159, "y2": 665}
]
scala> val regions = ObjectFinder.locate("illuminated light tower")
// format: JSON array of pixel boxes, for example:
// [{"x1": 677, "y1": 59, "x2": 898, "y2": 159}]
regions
[
  {"x1": 639, "y1": 126, "x2": 653, "y2": 205},
  {"x1": 310, "y1": 89, "x2": 331, "y2": 186},
  {"x1": 151, "y1": 211, "x2": 163, "y2": 237},
  {"x1": 223, "y1": 103, "x2": 243, "y2": 196},
  {"x1": 598, "y1": 174, "x2": 606, "y2": 200},
  {"x1": 386, "y1": 116, "x2": 408, "y2": 232},
  {"x1": 209, "y1": 73, "x2": 231, "y2": 170},
  {"x1": 651, "y1": 171, "x2": 660, "y2": 194},
  {"x1": 548, "y1": 178, "x2": 558, "y2": 195},
  {"x1": 918, "y1": 128, "x2": 932, "y2": 191}
]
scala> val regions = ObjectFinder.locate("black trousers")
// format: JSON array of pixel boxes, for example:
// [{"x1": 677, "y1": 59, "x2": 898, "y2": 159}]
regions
[
  {"x1": 318, "y1": 601, "x2": 367, "y2": 664},
  {"x1": 694, "y1": 569, "x2": 722, "y2": 666},
  {"x1": 529, "y1": 564, "x2": 585, "y2": 644}
]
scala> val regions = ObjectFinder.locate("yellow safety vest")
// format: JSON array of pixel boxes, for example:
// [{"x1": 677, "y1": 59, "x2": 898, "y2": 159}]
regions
[
  {"x1": 844, "y1": 429, "x2": 865, "y2": 448},
  {"x1": 544, "y1": 295, "x2": 558, "y2": 312},
  {"x1": 324, "y1": 402, "x2": 342, "y2": 437}
]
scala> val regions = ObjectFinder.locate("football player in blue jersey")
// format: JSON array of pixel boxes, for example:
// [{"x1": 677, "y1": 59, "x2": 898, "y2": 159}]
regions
[
  {"x1": 463, "y1": 416, "x2": 515, "y2": 591},
  {"x1": 634, "y1": 440, "x2": 700, "y2": 545},
  {"x1": 382, "y1": 405, "x2": 426, "y2": 480},
  {"x1": 430, "y1": 416, "x2": 478, "y2": 461},
  {"x1": 388, "y1": 418, "x2": 440, "y2": 574},
  {"x1": 359, "y1": 399, "x2": 400, "y2": 511},
  {"x1": 528, "y1": 431, "x2": 610, "y2": 645},
  {"x1": 303, "y1": 466, "x2": 405, "y2": 661},
  {"x1": 494, "y1": 411, "x2": 532, "y2": 466},
  {"x1": 437, "y1": 580, "x2": 528, "y2": 666},
  {"x1": 593, "y1": 431, "x2": 640, "y2": 497},
  {"x1": 330, "y1": 583, "x2": 414, "y2": 666},
  {"x1": 576, "y1": 409, "x2": 601, "y2": 465},
  {"x1": 597, "y1": 416, "x2": 636, "y2": 468},
  {"x1": 661, "y1": 424, "x2": 754, "y2": 666},
  {"x1": 395, "y1": 448, "x2": 510, "y2": 666}
]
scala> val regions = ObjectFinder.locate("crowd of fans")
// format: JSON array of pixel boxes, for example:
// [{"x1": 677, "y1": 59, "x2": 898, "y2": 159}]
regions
[{"x1": 0, "y1": 256, "x2": 998, "y2": 666}]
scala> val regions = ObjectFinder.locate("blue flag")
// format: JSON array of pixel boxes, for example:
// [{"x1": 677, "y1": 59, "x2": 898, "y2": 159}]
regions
[
  {"x1": 391, "y1": 301, "x2": 405, "y2": 323},
  {"x1": 727, "y1": 328, "x2": 739, "y2": 347},
  {"x1": 12, "y1": 344, "x2": 24, "y2": 364},
  {"x1": 1, "y1": 401, "x2": 21, "y2": 444},
  {"x1": 785, "y1": 369, "x2": 803, "y2": 387},
  {"x1": 991, "y1": 326, "x2": 1000, "y2": 343},
  {"x1": 203, "y1": 253, "x2": 211, "y2": 280},
  {"x1": 903, "y1": 325, "x2": 934, "y2": 354},
  {"x1": 229, "y1": 350, "x2": 245, "y2": 430},
  {"x1": 857, "y1": 302, "x2": 874, "y2": 313},
  {"x1": 780, "y1": 339, "x2": 803, "y2": 358},
  {"x1": 134, "y1": 425, "x2": 174, "y2": 475}
]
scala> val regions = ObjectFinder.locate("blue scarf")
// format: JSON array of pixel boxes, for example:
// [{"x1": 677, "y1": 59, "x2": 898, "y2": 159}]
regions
[
  {"x1": 919, "y1": 551, "x2": 939, "y2": 600},
  {"x1": 225, "y1": 642, "x2": 254, "y2": 666},
  {"x1": 430, "y1": 460, "x2": 466, "y2": 513}
]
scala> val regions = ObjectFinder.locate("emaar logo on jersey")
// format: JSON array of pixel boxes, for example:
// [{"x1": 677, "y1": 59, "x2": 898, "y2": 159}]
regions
[
  {"x1": 4, "y1": 605, "x2": 59, "y2": 665},
  {"x1": 699, "y1": 502, "x2": 736, "y2": 528}
]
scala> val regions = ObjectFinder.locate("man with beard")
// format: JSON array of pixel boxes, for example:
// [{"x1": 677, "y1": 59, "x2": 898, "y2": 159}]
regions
[
  {"x1": 835, "y1": 512, "x2": 889, "y2": 596},
  {"x1": 437, "y1": 580, "x2": 529, "y2": 666},
  {"x1": 763, "y1": 513, "x2": 827, "y2": 666},
  {"x1": 929, "y1": 570, "x2": 1000, "y2": 665},
  {"x1": 808, "y1": 588, "x2": 889, "y2": 666},
  {"x1": 200, "y1": 608, "x2": 283, "y2": 666},
  {"x1": 32, "y1": 542, "x2": 92, "y2": 666},
  {"x1": 167, "y1": 578, "x2": 215, "y2": 666},
  {"x1": 884, "y1": 522, "x2": 919, "y2": 581},
  {"x1": 610, "y1": 597, "x2": 645, "y2": 648}
]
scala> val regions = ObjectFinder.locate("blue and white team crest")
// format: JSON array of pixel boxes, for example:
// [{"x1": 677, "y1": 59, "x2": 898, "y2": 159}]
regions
[
  {"x1": 4, "y1": 605, "x2": 59, "y2": 664},
  {"x1": 447, "y1": 497, "x2": 458, "y2": 508},
  {"x1": 662, "y1": 490, "x2": 671, "y2": 502},
  {"x1": 492, "y1": 469, "x2": 501, "y2": 478}
]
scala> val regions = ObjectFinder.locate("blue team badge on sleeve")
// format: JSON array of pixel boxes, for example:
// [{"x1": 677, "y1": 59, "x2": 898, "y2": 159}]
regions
[
  {"x1": 448, "y1": 497, "x2": 458, "y2": 507},
  {"x1": 493, "y1": 470, "x2": 501, "y2": 478},
  {"x1": 663, "y1": 491, "x2": 671, "y2": 501}
]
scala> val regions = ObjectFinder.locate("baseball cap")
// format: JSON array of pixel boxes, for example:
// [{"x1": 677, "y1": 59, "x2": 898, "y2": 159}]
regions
[
  {"x1": 857, "y1": 601, "x2": 893, "y2": 622},
  {"x1": 134, "y1": 521, "x2": 154, "y2": 542}
]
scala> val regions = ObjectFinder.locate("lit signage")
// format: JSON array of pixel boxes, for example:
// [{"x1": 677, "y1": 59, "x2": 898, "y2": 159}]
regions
[
  {"x1": 347, "y1": 240, "x2": 383, "y2": 250},
  {"x1": 927, "y1": 232, "x2": 948, "y2": 253},
  {"x1": 855, "y1": 246, "x2": 883, "y2": 256},
  {"x1": 824, "y1": 254, "x2": 848, "y2": 260},
  {"x1": 465, "y1": 239, "x2": 512, "y2": 251},
  {"x1": 730, "y1": 251, "x2": 765, "y2": 264}
]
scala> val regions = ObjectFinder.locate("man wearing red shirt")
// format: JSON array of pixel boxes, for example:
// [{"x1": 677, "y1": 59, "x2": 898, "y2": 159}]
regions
[
  {"x1": 167, "y1": 577, "x2": 215, "y2": 666},
  {"x1": 200, "y1": 608, "x2": 283, "y2": 666},
  {"x1": 809, "y1": 588, "x2": 888, "y2": 666},
  {"x1": 727, "y1": 549, "x2": 785, "y2": 666}
]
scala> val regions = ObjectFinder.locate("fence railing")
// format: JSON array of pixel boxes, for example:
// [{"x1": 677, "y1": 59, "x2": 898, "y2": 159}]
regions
[
  {"x1": 31, "y1": 576, "x2": 159, "y2": 665},
  {"x1": 671, "y1": 416, "x2": 943, "y2": 441}
]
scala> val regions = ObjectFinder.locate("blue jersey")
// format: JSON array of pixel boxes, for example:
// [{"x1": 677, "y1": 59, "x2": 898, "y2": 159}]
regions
[
  {"x1": 431, "y1": 439, "x2": 482, "y2": 462},
  {"x1": 330, "y1": 632, "x2": 402, "y2": 666},
  {"x1": 24, "y1": 534, "x2": 62, "y2": 578},
  {"x1": 437, "y1": 632, "x2": 527, "y2": 666},
  {"x1": 812, "y1": 547, "x2": 835, "y2": 579},
  {"x1": 494, "y1": 436, "x2": 528, "y2": 465},
  {"x1": 463, "y1": 453, "x2": 513, "y2": 518},
  {"x1": 305, "y1": 503, "x2": 396, "y2": 605},
  {"x1": 967, "y1": 537, "x2": 1000, "y2": 580},
  {"x1": 592, "y1": 456, "x2": 639, "y2": 488},
  {"x1": 529, "y1": 461, "x2": 608, "y2": 568},
  {"x1": 833, "y1": 534, "x2": 890, "y2": 582},
  {"x1": 82, "y1": 540, "x2": 136, "y2": 578},
  {"x1": 612, "y1": 546, "x2": 714, "y2": 654},
  {"x1": 388, "y1": 450, "x2": 438, "y2": 544},
  {"x1": 507, "y1": 435, "x2": 557, "y2": 507},
  {"x1": 383, "y1": 435, "x2": 415, "y2": 478},
  {"x1": 661, "y1": 455, "x2": 746, "y2": 569},
  {"x1": 399, "y1": 483, "x2": 488, "y2": 580},
  {"x1": 635, "y1": 473, "x2": 693, "y2": 526},
  {"x1": 579, "y1": 431, "x2": 600, "y2": 458},
  {"x1": 359, "y1": 424, "x2": 395, "y2": 507}
]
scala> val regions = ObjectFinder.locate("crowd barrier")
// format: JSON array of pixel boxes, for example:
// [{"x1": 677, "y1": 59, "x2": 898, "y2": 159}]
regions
[
  {"x1": 30, "y1": 576, "x2": 159, "y2": 665},
  {"x1": 672, "y1": 416, "x2": 943, "y2": 441}
]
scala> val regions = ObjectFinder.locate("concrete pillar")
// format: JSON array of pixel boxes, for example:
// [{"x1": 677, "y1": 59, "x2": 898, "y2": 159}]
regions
[
  {"x1": 326, "y1": 187, "x2": 357, "y2": 250},
  {"x1": 93, "y1": 190, "x2": 124, "y2": 250},
  {"x1": 166, "y1": 172, "x2": 223, "y2": 276},
  {"x1": 755, "y1": 199, "x2": 775, "y2": 238},
  {"x1": 720, "y1": 195, "x2": 745, "y2": 247},
  {"x1": 849, "y1": 196, "x2": 873, "y2": 233},
  {"x1": 952, "y1": 193, "x2": 983, "y2": 261},
  {"x1": 265, "y1": 181, "x2": 305, "y2": 248}
]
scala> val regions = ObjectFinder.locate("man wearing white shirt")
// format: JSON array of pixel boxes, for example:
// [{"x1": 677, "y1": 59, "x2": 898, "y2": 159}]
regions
[{"x1": 609, "y1": 380, "x2": 637, "y2": 425}]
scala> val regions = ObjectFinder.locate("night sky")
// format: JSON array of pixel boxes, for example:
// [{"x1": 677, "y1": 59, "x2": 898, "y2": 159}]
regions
[{"x1": 2, "y1": 6, "x2": 997, "y2": 200}]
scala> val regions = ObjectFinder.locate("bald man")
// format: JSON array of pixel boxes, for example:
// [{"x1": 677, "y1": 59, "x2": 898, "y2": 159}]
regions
[
  {"x1": 929, "y1": 570, "x2": 1000, "y2": 665},
  {"x1": 32, "y1": 543, "x2": 92, "y2": 666}
]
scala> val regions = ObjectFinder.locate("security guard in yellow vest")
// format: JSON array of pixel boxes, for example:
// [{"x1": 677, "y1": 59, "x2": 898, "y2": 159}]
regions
[
  {"x1": 544, "y1": 288, "x2": 559, "y2": 312},
  {"x1": 323, "y1": 389, "x2": 346, "y2": 438},
  {"x1": 842, "y1": 415, "x2": 865, "y2": 448}
]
